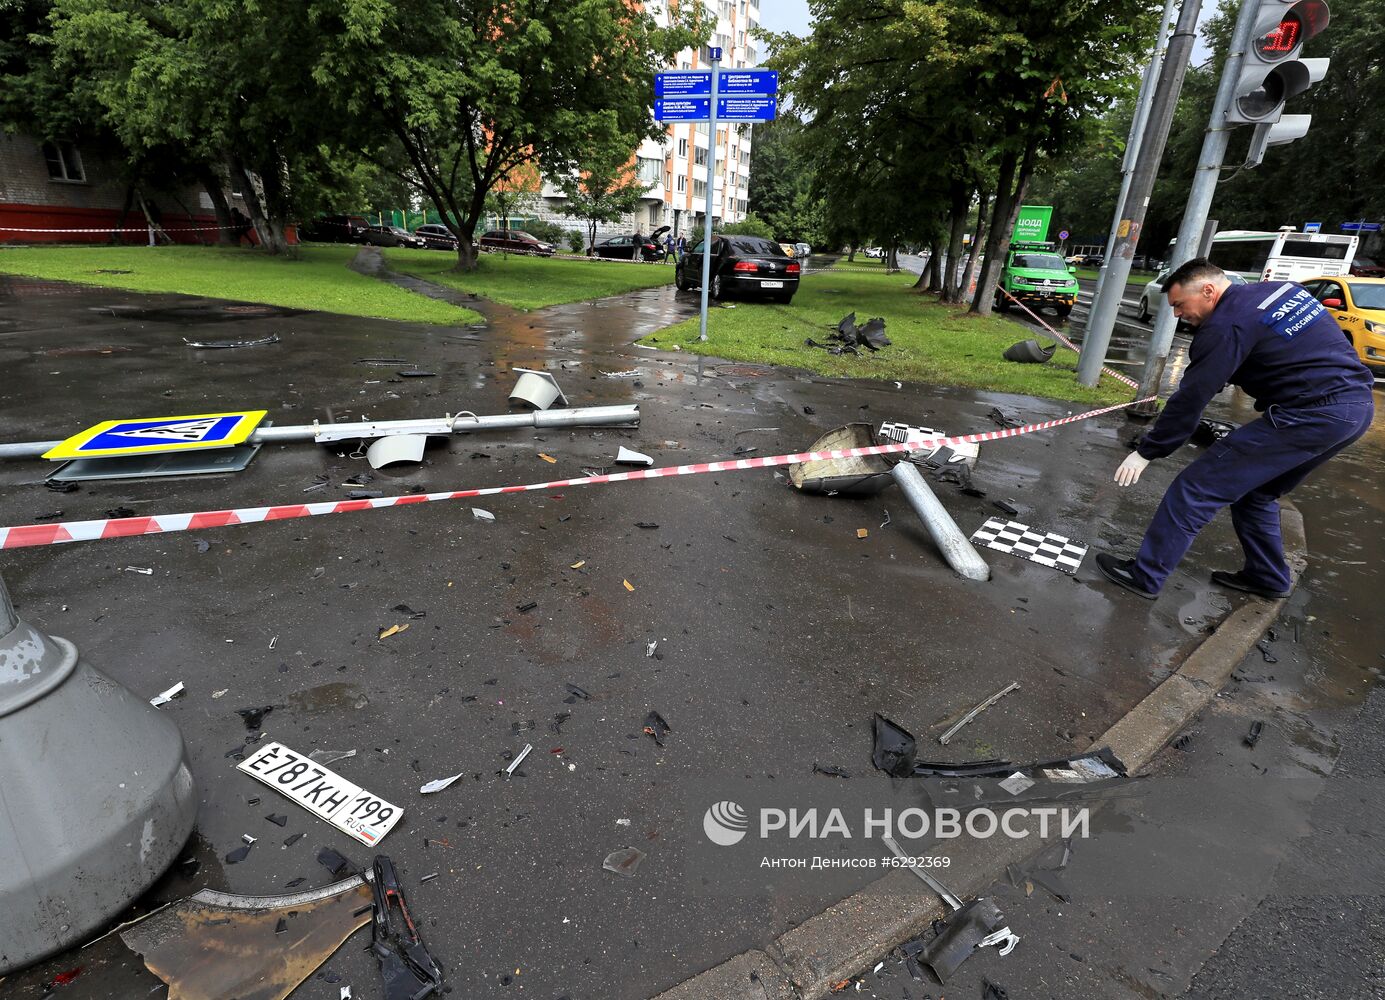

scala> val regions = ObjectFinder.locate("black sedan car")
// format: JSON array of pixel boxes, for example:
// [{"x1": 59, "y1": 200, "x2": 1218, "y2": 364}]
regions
[
  {"x1": 675, "y1": 236, "x2": 801, "y2": 303},
  {"x1": 478, "y1": 229, "x2": 556, "y2": 256},
  {"x1": 414, "y1": 223, "x2": 459, "y2": 250},
  {"x1": 298, "y1": 214, "x2": 370, "y2": 243},
  {"x1": 361, "y1": 223, "x2": 427, "y2": 249},
  {"x1": 592, "y1": 226, "x2": 669, "y2": 261}
]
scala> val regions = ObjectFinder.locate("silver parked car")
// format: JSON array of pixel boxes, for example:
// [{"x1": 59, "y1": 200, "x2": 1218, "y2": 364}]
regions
[{"x1": 1138, "y1": 268, "x2": 1247, "y2": 322}]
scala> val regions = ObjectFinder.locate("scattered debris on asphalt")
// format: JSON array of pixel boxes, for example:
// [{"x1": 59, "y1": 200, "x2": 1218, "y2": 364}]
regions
[
  {"x1": 939, "y1": 682, "x2": 1021, "y2": 745},
  {"x1": 224, "y1": 837, "x2": 254, "y2": 865},
  {"x1": 366, "y1": 435, "x2": 428, "y2": 470},
  {"x1": 309, "y1": 749, "x2": 358, "y2": 765},
  {"x1": 419, "y1": 771, "x2": 465, "y2": 795},
  {"x1": 509, "y1": 368, "x2": 568, "y2": 410},
  {"x1": 812, "y1": 762, "x2": 851, "y2": 779},
  {"x1": 504, "y1": 744, "x2": 533, "y2": 777},
  {"x1": 1244, "y1": 720, "x2": 1265, "y2": 748},
  {"x1": 602, "y1": 847, "x2": 647, "y2": 877},
  {"x1": 871, "y1": 714, "x2": 918, "y2": 779},
  {"x1": 987, "y1": 407, "x2": 1024, "y2": 430},
  {"x1": 118, "y1": 875, "x2": 373, "y2": 1000},
  {"x1": 623, "y1": 579, "x2": 635, "y2": 592},
  {"x1": 642, "y1": 711, "x2": 671, "y2": 746},
  {"x1": 395, "y1": 369, "x2": 437, "y2": 378},
  {"x1": 318, "y1": 847, "x2": 352, "y2": 877},
  {"x1": 615, "y1": 446, "x2": 653, "y2": 466},
  {"x1": 1257, "y1": 643, "x2": 1279, "y2": 664},
  {"x1": 239, "y1": 741, "x2": 404, "y2": 845},
  {"x1": 601, "y1": 369, "x2": 643, "y2": 378},
  {"x1": 806, "y1": 312, "x2": 891, "y2": 355},
  {"x1": 236, "y1": 705, "x2": 274, "y2": 730},
  {"x1": 182, "y1": 334, "x2": 281, "y2": 349},
  {"x1": 992, "y1": 499, "x2": 1020, "y2": 516},
  {"x1": 472, "y1": 507, "x2": 495, "y2": 522},
  {"x1": 378, "y1": 623, "x2": 409, "y2": 640},
  {"x1": 123, "y1": 565, "x2": 153, "y2": 575},
  {"x1": 149, "y1": 681, "x2": 185, "y2": 707},
  {"x1": 370, "y1": 855, "x2": 445, "y2": 999}
]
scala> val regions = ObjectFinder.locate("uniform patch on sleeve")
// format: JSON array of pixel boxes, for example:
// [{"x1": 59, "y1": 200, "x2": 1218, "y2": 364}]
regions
[{"x1": 1258, "y1": 283, "x2": 1325, "y2": 340}]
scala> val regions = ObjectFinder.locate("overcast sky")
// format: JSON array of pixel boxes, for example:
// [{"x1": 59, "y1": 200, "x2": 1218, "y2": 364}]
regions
[{"x1": 757, "y1": 0, "x2": 813, "y2": 37}]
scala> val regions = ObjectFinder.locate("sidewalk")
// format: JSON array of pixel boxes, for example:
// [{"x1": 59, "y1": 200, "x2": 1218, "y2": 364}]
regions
[{"x1": 0, "y1": 274, "x2": 1293, "y2": 998}]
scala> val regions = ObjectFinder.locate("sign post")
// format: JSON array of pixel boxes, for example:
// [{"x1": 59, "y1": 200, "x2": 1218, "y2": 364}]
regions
[{"x1": 655, "y1": 58, "x2": 777, "y2": 342}]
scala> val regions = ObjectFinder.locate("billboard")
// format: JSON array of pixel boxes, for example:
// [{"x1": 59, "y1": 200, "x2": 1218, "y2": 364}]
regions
[{"x1": 1011, "y1": 205, "x2": 1053, "y2": 244}]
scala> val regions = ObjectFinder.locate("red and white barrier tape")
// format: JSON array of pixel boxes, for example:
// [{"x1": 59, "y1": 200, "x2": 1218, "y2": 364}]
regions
[
  {"x1": 1, "y1": 397, "x2": 1151, "y2": 550},
  {"x1": 1000, "y1": 287, "x2": 1140, "y2": 390},
  {"x1": 0, "y1": 223, "x2": 237, "y2": 234}
]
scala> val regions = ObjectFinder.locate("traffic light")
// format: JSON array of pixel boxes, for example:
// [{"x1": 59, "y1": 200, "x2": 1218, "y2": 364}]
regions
[{"x1": 1225, "y1": 0, "x2": 1330, "y2": 165}]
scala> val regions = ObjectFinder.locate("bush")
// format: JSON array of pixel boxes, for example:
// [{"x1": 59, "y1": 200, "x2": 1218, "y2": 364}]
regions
[
  {"x1": 520, "y1": 219, "x2": 569, "y2": 245},
  {"x1": 567, "y1": 230, "x2": 586, "y2": 254},
  {"x1": 717, "y1": 213, "x2": 775, "y2": 240}
]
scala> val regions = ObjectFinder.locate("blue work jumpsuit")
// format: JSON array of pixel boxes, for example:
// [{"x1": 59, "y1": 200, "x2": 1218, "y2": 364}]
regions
[{"x1": 1130, "y1": 281, "x2": 1375, "y2": 594}]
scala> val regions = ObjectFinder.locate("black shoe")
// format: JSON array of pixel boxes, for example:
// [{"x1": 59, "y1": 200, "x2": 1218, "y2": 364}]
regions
[
  {"x1": 1095, "y1": 553, "x2": 1158, "y2": 600},
  {"x1": 1210, "y1": 570, "x2": 1291, "y2": 600}
]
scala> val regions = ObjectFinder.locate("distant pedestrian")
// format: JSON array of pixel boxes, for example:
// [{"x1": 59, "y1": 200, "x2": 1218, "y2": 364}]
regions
[
  {"x1": 663, "y1": 233, "x2": 675, "y2": 263},
  {"x1": 677, "y1": 234, "x2": 686, "y2": 259}
]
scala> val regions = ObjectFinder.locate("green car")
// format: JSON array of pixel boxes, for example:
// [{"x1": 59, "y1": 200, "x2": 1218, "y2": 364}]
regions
[{"x1": 995, "y1": 242, "x2": 1078, "y2": 319}]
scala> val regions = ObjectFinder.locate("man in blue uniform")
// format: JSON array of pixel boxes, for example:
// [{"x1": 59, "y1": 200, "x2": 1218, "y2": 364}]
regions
[{"x1": 1097, "y1": 258, "x2": 1374, "y2": 600}]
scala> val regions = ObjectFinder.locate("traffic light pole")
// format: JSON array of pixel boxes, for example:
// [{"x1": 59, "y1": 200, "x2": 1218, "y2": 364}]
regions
[
  {"x1": 1089, "y1": 0, "x2": 1179, "y2": 313},
  {"x1": 697, "y1": 52, "x2": 721, "y2": 343},
  {"x1": 1077, "y1": 0, "x2": 1199, "y2": 387},
  {"x1": 1134, "y1": 0, "x2": 1263, "y2": 404}
]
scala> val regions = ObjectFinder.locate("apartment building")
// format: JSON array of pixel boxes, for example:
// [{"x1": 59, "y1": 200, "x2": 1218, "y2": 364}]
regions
[{"x1": 528, "y1": 0, "x2": 759, "y2": 241}]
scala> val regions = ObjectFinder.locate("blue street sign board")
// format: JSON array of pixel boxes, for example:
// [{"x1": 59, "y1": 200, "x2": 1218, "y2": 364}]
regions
[
  {"x1": 656, "y1": 69, "x2": 778, "y2": 98},
  {"x1": 1341, "y1": 222, "x2": 1382, "y2": 232},
  {"x1": 655, "y1": 97, "x2": 711, "y2": 122},
  {"x1": 709, "y1": 46, "x2": 722, "y2": 60},
  {"x1": 656, "y1": 72, "x2": 712, "y2": 98},
  {"x1": 1058, "y1": 229, "x2": 1070, "y2": 240},
  {"x1": 715, "y1": 70, "x2": 779, "y2": 96},
  {"x1": 717, "y1": 95, "x2": 777, "y2": 121},
  {"x1": 1303, "y1": 222, "x2": 1321, "y2": 233}
]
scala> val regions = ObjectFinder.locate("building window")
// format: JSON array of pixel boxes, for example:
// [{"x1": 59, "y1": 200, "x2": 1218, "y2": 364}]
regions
[
  {"x1": 676, "y1": 174, "x2": 686, "y2": 193},
  {"x1": 694, "y1": 146, "x2": 707, "y2": 166},
  {"x1": 693, "y1": 179, "x2": 707, "y2": 198},
  {"x1": 649, "y1": 205, "x2": 660, "y2": 227},
  {"x1": 42, "y1": 141, "x2": 85, "y2": 182},
  {"x1": 637, "y1": 157, "x2": 662, "y2": 186},
  {"x1": 677, "y1": 137, "x2": 688, "y2": 157}
]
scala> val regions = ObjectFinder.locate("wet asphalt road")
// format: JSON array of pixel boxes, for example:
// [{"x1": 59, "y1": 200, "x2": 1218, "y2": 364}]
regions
[{"x1": 1, "y1": 266, "x2": 1381, "y2": 999}]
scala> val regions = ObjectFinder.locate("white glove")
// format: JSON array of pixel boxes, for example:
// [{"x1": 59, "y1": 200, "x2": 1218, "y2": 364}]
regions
[{"x1": 1115, "y1": 452, "x2": 1150, "y2": 487}]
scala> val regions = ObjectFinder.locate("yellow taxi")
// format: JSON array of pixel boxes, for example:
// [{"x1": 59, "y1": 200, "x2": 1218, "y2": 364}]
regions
[{"x1": 1304, "y1": 276, "x2": 1385, "y2": 373}]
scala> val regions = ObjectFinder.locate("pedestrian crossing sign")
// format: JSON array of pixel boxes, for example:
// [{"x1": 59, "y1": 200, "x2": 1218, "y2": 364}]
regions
[{"x1": 42, "y1": 410, "x2": 267, "y2": 460}]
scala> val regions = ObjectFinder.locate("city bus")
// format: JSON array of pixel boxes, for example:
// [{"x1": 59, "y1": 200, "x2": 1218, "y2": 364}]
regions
[{"x1": 1169, "y1": 228, "x2": 1358, "y2": 283}]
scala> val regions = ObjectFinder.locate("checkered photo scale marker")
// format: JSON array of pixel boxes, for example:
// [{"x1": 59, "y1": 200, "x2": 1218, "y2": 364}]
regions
[{"x1": 971, "y1": 518, "x2": 1088, "y2": 575}]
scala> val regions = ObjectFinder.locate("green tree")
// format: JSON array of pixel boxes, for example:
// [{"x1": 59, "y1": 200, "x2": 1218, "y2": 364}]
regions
[
  {"x1": 317, "y1": 0, "x2": 708, "y2": 270},
  {"x1": 556, "y1": 147, "x2": 650, "y2": 253}
]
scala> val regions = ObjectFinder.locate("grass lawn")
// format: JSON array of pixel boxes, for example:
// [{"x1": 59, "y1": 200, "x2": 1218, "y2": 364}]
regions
[
  {"x1": 642, "y1": 266, "x2": 1135, "y2": 405},
  {"x1": 0, "y1": 244, "x2": 483, "y2": 325},
  {"x1": 385, "y1": 247, "x2": 674, "y2": 311}
]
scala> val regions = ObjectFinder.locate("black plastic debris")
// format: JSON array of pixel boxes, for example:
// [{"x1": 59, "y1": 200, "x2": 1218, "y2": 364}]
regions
[
  {"x1": 1245, "y1": 721, "x2": 1265, "y2": 748},
  {"x1": 803, "y1": 405, "x2": 816, "y2": 415},
  {"x1": 396, "y1": 370, "x2": 437, "y2": 378},
  {"x1": 285, "y1": 877, "x2": 306, "y2": 888},
  {"x1": 871, "y1": 714, "x2": 917, "y2": 779},
  {"x1": 920, "y1": 897, "x2": 1013, "y2": 982},
  {"x1": 812, "y1": 763, "x2": 851, "y2": 779},
  {"x1": 265, "y1": 814, "x2": 288, "y2": 827},
  {"x1": 551, "y1": 712, "x2": 571, "y2": 734},
  {"x1": 224, "y1": 843, "x2": 253, "y2": 865},
  {"x1": 392, "y1": 604, "x2": 427, "y2": 619},
  {"x1": 284, "y1": 833, "x2": 305, "y2": 847},
  {"x1": 275, "y1": 917, "x2": 288, "y2": 935},
  {"x1": 643, "y1": 711, "x2": 671, "y2": 746},
  {"x1": 987, "y1": 407, "x2": 1023, "y2": 430},
  {"x1": 564, "y1": 684, "x2": 591, "y2": 703},
  {"x1": 993, "y1": 499, "x2": 1019, "y2": 516},
  {"x1": 317, "y1": 846, "x2": 352, "y2": 878},
  {"x1": 370, "y1": 855, "x2": 444, "y2": 999},
  {"x1": 635, "y1": 521, "x2": 659, "y2": 529},
  {"x1": 347, "y1": 489, "x2": 385, "y2": 500},
  {"x1": 194, "y1": 539, "x2": 211, "y2": 553},
  {"x1": 1257, "y1": 643, "x2": 1279, "y2": 664},
  {"x1": 105, "y1": 505, "x2": 137, "y2": 519},
  {"x1": 806, "y1": 312, "x2": 891, "y2": 355},
  {"x1": 516, "y1": 601, "x2": 538, "y2": 613},
  {"x1": 236, "y1": 706, "x2": 274, "y2": 730},
  {"x1": 1002, "y1": 338, "x2": 1057, "y2": 364},
  {"x1": 33, "y1": 510, "x2": 64, "y2": 522},
  {"x1": 45, "y1": 480, "x2": 80, "y2": 493},
  {"x1": 983, "y1": 977, "x2": 1011, "y2": 1000}
]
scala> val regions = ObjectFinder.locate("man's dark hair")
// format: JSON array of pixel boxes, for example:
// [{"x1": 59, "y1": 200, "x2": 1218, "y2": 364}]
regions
[{"x1": 1164, "y1": 257, "x2": 1225, "y2": 291}]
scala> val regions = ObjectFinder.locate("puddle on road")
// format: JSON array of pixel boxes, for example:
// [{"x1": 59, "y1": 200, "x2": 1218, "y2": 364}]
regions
[{"x1": 287, "y1": 682, "x2": 369, "y2": 713}]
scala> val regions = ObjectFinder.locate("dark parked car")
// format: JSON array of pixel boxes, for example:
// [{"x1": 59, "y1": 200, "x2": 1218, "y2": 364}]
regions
[
  {"x1": 361, "y1": 223, "x2": 427, "y2": 249},
  {"x1": 299, "y1": 214, "x2": 369, "y2": 243},
  {"x1": 414, "y1": 224, "x2": 460, "y2": 251},
  {"x1": 1078, "y1": 253, "x2": 1105, "y2": 267},
  {"x1": 1349, "y1": 255, "x2": 1385, "y2": 278},
  {"x1": 675, "y1": 235, "x2": 801, "y2": 303},
  {"x1": 478, "y1": 229, "x2": 555, "y2": 256},
  {"x1": 592, "y1": 226, "x2": 669, "y2": 261}
]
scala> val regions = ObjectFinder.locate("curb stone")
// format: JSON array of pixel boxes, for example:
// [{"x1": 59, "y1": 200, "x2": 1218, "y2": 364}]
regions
[{"x1": 649, "y1": 503, "x2": 1305, "y2": 1000}]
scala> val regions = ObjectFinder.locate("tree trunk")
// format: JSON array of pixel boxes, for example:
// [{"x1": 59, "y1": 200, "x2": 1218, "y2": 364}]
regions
[
  {"x1": 847, "y1": 244, "x2": 857, "y2": 262},
  {"x1": 230, "y1": 160, "x2": 282, "y2": 254},
  {"x1": 958, "y1": 189, "x2": 991, "y2": 305},
  {"x1": 111, "y1": 183, "x2": 136, "y2": 244},
  {"x1": 941, "y1": 181, "x2": 971, "y2": 303},
  {"x1": 196, "y1": 167, "x2": 234, "y2": 245},
  {"x1": 970, "y1": 137, "x2": 1037, "y2": 317},
  {"x1": 254, "y1": 157, "x2": 295, "y2": 256}
]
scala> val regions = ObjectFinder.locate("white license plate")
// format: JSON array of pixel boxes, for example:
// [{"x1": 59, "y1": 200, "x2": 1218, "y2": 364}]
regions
[
  {"x1": 761, "y1": 280, "x2": 784, "y2": 288},
  {"x1": 238, "y1": 741, "x2": 403, "y2": 846}
]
